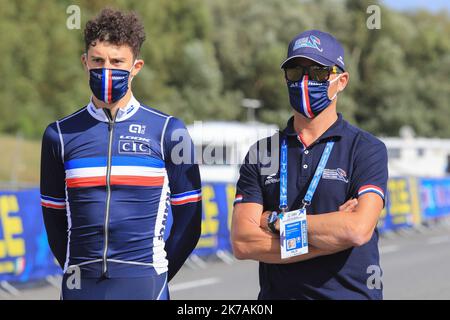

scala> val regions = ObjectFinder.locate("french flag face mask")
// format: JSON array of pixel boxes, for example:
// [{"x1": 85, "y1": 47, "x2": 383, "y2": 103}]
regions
[
  {"x1": 88, "y1": 63, "x2": 135, "y2": 104},
  {"x1": 287, "y1": 74, "x2": 341, "y2": 119}
]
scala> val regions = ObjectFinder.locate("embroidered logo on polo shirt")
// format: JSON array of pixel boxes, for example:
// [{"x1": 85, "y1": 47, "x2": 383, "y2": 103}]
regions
[{"x1": 322, "y1": 168, "x2": 348, "y2": 183}]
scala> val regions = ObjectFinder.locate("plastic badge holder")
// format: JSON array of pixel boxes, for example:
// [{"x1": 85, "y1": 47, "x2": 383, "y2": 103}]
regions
[{"x1": 279, "y1": 208, "x2": 308, "y2": 259}]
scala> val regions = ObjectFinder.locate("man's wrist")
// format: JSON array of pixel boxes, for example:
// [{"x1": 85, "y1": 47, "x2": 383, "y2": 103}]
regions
[
  {"x1": 260, "y1": 211, "x2": 271, "y2": 230},
  {"x1": 267, "y1": 211, "x2": 279, "y2": 234}
]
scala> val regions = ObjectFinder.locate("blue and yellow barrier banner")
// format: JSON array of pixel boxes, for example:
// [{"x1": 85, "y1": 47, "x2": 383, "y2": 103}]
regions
[
  {"x1": 419, "y1": 178, "x2": 450, "y2": 219},
  {"x1": 378, "y1": 177, "x2": 422, "y2": 232},
  {"x1": 0, "y1": 188, "x2": 61, "y2": 282},
  {"x1": 164, "y1": 183, "x2": 234, "y2": 257},
  {"x1": 1, "y1": 178, "x2": 450, "y2": 282},
  {"x1": 193, "y1": 183, "x2": 235, "y2": 256}
]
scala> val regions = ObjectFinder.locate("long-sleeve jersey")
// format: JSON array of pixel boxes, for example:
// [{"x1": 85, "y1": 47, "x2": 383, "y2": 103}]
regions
[{"x1": 40, "y1": 96, "x2": 202, "y2": 280}]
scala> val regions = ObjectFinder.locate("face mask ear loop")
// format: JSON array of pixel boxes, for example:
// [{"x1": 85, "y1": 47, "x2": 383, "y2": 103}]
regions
[
  {"x1": 329, "y1": 74, "x2": 342, "y2": 101},
  {"x1": 129, "y1": 59, "x2": 138, "y2": 83}
]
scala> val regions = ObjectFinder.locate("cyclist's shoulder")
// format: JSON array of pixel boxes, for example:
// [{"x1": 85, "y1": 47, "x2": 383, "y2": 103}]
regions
[
  {"x1": 138, "y1": 104, "x2": 188, "y2": 133},
  {"x1": 57, "y1": 105, "x2": 89, "y2": 124},
  {"x1": 138, "y1": 104, "x2": 172, "y2": 120},
  {"x1": 43, "y1": 106, "x2": 88, "y2": 139}
]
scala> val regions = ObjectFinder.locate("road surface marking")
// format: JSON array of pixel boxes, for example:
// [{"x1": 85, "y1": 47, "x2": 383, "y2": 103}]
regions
[
  {"x1": 427, "y1": 235, "x2": 450, "y2": 245},
  {"x1": 170, "y1": 277, "x2": 221, "y2": 292}
]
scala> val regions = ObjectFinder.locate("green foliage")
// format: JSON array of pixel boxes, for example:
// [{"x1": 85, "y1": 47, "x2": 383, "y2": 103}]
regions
[{"x1": 0, "y1": 0, "x2": 449, "y2": 139}]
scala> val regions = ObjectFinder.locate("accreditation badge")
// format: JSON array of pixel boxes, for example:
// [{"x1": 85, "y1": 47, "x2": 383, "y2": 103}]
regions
[{"x1": 279, "y1": 208, "x2": 308, "y2": 259}]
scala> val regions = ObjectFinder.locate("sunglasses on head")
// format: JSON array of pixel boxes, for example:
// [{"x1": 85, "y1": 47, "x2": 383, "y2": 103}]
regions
[{"x1": 283, "y1": 64, "x2": 342, "y2": 82}]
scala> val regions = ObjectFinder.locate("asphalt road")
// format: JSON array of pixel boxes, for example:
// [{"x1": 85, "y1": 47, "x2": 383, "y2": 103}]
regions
[{"x1": 2, "y1": 220, "x2": 450, "y2": 300}]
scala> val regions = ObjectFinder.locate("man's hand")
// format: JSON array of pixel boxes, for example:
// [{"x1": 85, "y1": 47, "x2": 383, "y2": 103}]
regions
[
  {"x1": 260, "y1": 198, "x2": 358, "y2": 233},
  {"x1": 307, "y1": 193, "x2": 383, "y2": 250},
  {"x1": 338, "y1": 198, "x2": 358, "y2": 212}
]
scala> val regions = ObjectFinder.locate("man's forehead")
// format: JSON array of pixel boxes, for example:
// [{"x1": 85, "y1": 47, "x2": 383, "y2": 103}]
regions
[{"x1": 87, "y1": 41, "x2": 133, "y2": 58}]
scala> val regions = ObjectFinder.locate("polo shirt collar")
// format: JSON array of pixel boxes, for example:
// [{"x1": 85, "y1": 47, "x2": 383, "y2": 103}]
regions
[{"x1": 282, "y1": 113, "x2": 345, "y2": 142}]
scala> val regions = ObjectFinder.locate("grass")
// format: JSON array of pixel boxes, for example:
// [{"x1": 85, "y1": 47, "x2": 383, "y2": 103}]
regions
[{"x1": 0, "y1": 135, "x2": 41, "y2": 188}]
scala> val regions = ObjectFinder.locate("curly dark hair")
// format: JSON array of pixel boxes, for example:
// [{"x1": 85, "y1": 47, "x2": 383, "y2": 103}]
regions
[{"x1": 84, "y1": 8, "x2": 146, "y2": 58}]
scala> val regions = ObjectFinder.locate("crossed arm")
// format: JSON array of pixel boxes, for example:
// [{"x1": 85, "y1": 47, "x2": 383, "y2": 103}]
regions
[{"x1": 230, "y1": 193, "x2": 383, "y2": 264}]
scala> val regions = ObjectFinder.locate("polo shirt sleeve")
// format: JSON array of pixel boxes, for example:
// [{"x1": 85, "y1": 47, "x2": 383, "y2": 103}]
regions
[
  {"x1": 235, "y1": 143, "x2": 264, "y2": 206},
  {"x1": 350, "y1": 138, "x2": 388, "y2": 206}
]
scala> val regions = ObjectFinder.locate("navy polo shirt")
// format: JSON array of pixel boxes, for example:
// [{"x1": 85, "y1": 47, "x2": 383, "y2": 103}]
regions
[{"x1": 235, "y1": 113, "x2": 388, "y2": 300}]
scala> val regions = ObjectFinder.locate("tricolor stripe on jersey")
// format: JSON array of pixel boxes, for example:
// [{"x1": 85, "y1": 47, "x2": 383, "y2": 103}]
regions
[
  {"x1": 64, "y1": 156, "x2": 166, "y2": 188},
  {"x1": 358, "y1": 185, "x2": 385, "y2": 199},
  {"x1": 41, "y1": 195, "x2": 66, "y2": 209},
  {"x1": 170, "y1": 189, "x2": 202, "y2": 206},
  {"x1": 234, "y1": 194, "x2": 243, "y2": 205}
]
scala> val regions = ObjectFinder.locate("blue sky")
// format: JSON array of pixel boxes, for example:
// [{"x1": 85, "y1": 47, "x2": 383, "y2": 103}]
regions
[{"x1": 382, "y1": 0, "x2": 450, "y2": 13}]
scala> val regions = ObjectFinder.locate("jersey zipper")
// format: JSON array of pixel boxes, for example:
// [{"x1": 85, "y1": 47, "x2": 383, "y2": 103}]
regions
[{"x1": 102, "y1": 109, "x2": 117, "y2": 277}]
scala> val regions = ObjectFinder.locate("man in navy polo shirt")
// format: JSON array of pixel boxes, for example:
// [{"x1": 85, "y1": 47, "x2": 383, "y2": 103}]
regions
[{"x1": 231, "y1": 30, "x2": 388, "y2": 300}]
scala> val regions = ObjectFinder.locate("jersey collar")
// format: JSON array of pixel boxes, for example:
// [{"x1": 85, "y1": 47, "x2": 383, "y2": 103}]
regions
[
  {"x1": 282, "y1": 113, "x2": 345, "y2": 144},
  {"x1": 87, "y1": 95, "x2": 140, "y2": 122}
]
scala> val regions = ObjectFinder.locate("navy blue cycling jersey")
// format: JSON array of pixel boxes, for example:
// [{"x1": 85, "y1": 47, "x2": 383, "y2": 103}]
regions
[
  {"x1": 40, "y1": 96, "x2": 202, "y2": 280},
  {"x1": 235, "y1": 113, "x2": 388, "y2": 300}
]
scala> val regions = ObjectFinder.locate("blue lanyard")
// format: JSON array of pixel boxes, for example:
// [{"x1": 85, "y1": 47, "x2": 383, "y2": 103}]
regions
[
  {"x1": 279, "y1": 139, "x2": 289, "y2": 211},
  {"x1": 279, "y1": 137, "x2": 334, "y2": 212}
]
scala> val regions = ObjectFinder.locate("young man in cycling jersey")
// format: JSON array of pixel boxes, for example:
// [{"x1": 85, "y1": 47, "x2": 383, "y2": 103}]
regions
[{"x1": 40, "y1": 8, "x2": 202, "y2": 300}]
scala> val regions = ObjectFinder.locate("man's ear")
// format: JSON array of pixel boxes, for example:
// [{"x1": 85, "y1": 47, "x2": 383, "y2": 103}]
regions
[
  {"x1": 131, "y1": 59, "x2": 144, "y2": 77},
  {"x1": 81, "y1": 53, "x2": 88, "y2": 72},
  {"x1": 338, "y1": 72, "x2": 349, "y2": 91}
]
